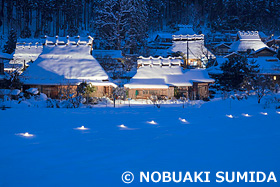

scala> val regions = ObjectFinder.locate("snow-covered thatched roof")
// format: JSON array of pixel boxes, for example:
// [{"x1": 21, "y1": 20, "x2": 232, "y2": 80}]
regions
[
  {"x1": 125, "y1": 66, "x2": 214, "y2": 89},
  {"x1": 12, "y1": 43, "x2": 43, "y2": 64},
  {"x1": 23, "y1": 44, "x2": 116, "y2": 86},
  {"x1": 153, "y1": 25, "x2": 195, "y2": 40},
  {"x1": 229, "y1": 31, "x2": 268, "y2": 52},
  {"x1": 169, "y1": 39, "x2": 214, "y2": 60}
]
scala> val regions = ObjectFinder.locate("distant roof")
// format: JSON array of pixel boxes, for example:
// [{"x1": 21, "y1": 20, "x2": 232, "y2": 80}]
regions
[
  {"x1": 124, "y1": 66, "x2": 214, "y2": 89},
  {"x1": 169, "y1": 40, "x2": 215, "y2": 60},
  {"x1": 23, "y1": 45, "x2": 116, "y2": 86},
  {"x1": 156, "y1": 33, "x2": 173, "y2": 39},
  {"x1": 92, "y1": 50, "x2": 123, "y2": 59},
  {"x1": 154, "y1": 25, "x2": 195, "y2": 40},
  {"x1": 208, "y1": 56, "x2": 280, "y2": 75},
  {"x1": 0, "y1": 52, "x2": 13, "y2": 60},
  {"x1": 174, "y1": 25, "x2": 195, "y2": 35},
  {"x1": 229, "y1": 31, "x2": 267, "y2": 52},
  {"x1": 214, "y1": 43, "x2": 230, "y2": 49}
]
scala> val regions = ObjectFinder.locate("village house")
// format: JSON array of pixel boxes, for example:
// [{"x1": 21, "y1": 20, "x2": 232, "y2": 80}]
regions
[
  {"x1": 0, "y1": 52, "x2": 13, "y2": 87},
  {"x1": 213, "y1": 43, "x2": 231, "y2": 56},
  {"x1": 124, "y1": 57, "x2": 214, "y2": 100},
  {"x1": 229, "y1": 31, "x2": 268, "y2": 54},
  {"x1": 266, "y1": 35, "x2": 280, "y2": 50},
  {"x1": 148, "y1": 25, "x2": 196, "y2": 57},
  {"x1": 22, "y1": 36, "x2": 117, "y2": 98},
  {"x1": 207, "y1": 46, "x2": 280, "y2": 84},
  {"x1": 169, "y1": 34, "x2": 215, "y2": 68}
]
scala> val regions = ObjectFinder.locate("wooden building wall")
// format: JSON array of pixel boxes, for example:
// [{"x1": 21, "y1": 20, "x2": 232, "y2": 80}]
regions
[
  {"x1": 127, "y1": 87, "x2": 174, "y2": 99},
  {"x1": 24, "y1": 85, "x2": 114, "y2": 99}
]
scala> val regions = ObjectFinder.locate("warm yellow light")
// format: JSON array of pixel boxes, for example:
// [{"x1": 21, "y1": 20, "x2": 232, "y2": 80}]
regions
[{"x1": 273, "y1": 76, "x2": 277, "y2": 81}]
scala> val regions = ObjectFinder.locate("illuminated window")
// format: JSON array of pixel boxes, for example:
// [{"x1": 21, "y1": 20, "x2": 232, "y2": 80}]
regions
[{"x1": 274, "y1": 76, "x2": 277, "y2": 81}]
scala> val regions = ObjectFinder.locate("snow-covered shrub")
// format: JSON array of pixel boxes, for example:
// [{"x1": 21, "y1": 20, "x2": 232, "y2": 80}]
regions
[
  {"x1": 59, "y1": 96, "x2": 84, "y2": 108},
  {"x1": 264, "y1": 95, "x2": 280, "y2": 109},
  {"x1": 26, "y1": 88, "x2": 39, "y2": 95}
]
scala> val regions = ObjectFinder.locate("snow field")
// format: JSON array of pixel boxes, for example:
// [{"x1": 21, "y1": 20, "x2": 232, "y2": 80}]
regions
[{"x1": 0, "y1": 97, "x2": 280, "y2": 186}]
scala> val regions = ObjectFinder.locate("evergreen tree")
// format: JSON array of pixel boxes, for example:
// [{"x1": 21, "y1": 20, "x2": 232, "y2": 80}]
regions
[
  {"x1": 94, "y1": 0, "x2": 120, "y2": 50},
  {"x1": 4, "y1": 28, "x2": 17, "y2": 54},
  {"x1": 219, "y1": 57, "x2": 260, "y2": 90},
  {"x1": 122, "y1": 0, "x2": 148, "y2": 54},
  {"x1": 20, "y1": 26, "x2": 32, "y2": 38}
]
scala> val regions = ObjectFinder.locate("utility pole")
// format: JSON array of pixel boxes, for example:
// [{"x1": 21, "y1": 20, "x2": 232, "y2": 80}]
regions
[{"x1": 186, "y1": 34, "x2": 189, "y2": 69}]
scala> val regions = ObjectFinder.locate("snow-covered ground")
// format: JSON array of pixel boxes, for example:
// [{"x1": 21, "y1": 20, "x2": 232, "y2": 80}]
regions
[{"x1": 0, "y1": 97, "x2": 280, "y2": 186}]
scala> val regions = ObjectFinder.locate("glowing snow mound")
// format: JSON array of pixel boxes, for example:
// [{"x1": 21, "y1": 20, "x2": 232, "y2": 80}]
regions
[
  {"x1": 147, "y1": 120, "x2": 157, "y2": 125},
  {"x1": 179, "y1": 118, "x2": 190, "y2": 124},
  {"x1": 75, "y1": 126, "x2": 89, "y2": 130},
  {"x1": 119, "y1": 124, "x2": 127, "y2": 128},
  {"x1": 17, "y1": 132, "x2": 34, "y2": 137},
  {"x1": 242, "y1": 113, "x2": 251, "y2": 117},
  {"x1": 226, "y1": 114, "x2": 234, "y2": 118}
]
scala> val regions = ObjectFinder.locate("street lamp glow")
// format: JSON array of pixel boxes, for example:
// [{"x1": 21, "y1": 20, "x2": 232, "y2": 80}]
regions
[
  {"x1": 119, "y1": 124, "x2": 127, "y2": 128},
  {"x1": 147, "y1": 120, "x2": 157, "y2": 125},
  {"x1": 226, "y1": 114, "x2": 234, "y2": 118},
  {"x1": 242, "y1": 113, "x2": 251, "y2": 117},
  {"x1": 179, "y1": 118, "x2": 190, "y2": 124},
  {"x1": 75, "y1": 126, "x2": 89, "y2": 130},
  {"x1": 17, "y1": 132, "x2": 34, "y2": 137}
]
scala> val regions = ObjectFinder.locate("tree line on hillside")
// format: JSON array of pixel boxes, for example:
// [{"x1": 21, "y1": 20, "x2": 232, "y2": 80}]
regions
[{"x1": 1, "y1": 0, "x2": 280, "y2": 54}]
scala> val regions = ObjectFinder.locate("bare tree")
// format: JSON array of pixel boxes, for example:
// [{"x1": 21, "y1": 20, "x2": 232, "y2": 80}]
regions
[
  {"x1": 150, "y1": 94, "x2": 163, "y2": 108},
  {"x1": 252, "y1": 75, "x2": 273, "y2": 104},
  {"x1": 112, "y1": 87, "x2": 127, "y2": 108}
]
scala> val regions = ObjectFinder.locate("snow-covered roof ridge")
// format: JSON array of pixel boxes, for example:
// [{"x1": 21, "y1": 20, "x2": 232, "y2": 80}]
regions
[
  {"x1": 169, "y1": 40, "x2": 215, "y2": 60},
  {"x1": 137, "y1": 56, "x2": 183, "y2": 66},
  {"x1": 45, "y1": 35, "x2": 93, "y2": 45},
  {"x1": 172, "y1": 34, "x2": 204, "y2": 41},
  {"x1": 238, "y1": 31, "x2": 261, "y2": 41}
]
